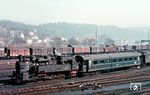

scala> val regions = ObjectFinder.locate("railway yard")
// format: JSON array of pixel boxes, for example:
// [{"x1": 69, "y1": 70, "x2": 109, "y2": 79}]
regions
[
  {"x1": 1, "y1": 45, "x2": 150, "y2": 94},
  {"x1": 1, "y1": 1, "x2": 150, "y2": 94},
  {"x1": 1, "y1": 0, "x2": 150, "y2": 94},
  {"x1": 0, "y1": 59, "x2": 150, "y2": 94}
]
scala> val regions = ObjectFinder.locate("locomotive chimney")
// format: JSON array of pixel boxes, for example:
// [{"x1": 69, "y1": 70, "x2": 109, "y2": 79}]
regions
[
  {"x1": 29, "y1": 48, "x2": 33, "y2": 56},
  {"x1": 18, "y1": 55, "x2": 22, "y2": 62},
  {"x1": 72, "y1": 47, "x2": 75, "y2": 55},
  {"x1": 4, "y1": 47, "x2": 7, "y2": 56},
  {"x1": 90, "y1": 47, "x2": 92, "y2": 54}
]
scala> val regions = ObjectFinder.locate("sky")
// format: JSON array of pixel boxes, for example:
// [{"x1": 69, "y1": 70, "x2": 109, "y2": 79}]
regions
[{"x1": 0, "y1": 0, "x2": 150, "y2": 27}]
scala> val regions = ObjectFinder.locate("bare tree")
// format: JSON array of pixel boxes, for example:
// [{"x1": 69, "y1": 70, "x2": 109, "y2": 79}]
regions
[
  {"x1": 68, "y1": 37, "x2": 79, "y2": 45},
  {"x1": 51, "y1": 37, "x2": 63, "y2": 46},
  {"x1": 98, "y1": 34, "x2": 115, "y2": 45},
  {"x1": 82, "y1": 38, "x2": 96, "y2": 46}
]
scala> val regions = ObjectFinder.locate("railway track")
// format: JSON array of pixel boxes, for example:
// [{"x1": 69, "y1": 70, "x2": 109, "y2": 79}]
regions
[
  {"x1": 22, "y1": 66, "x2": 150, "y2": 87},
  {"x1": 1, "y1": 73, "x2": 150, "y2": 95},
  {"x1": 0, "y1": 59, "x2": 150, "y2": 94},
  {"x1": 1, "y1": 66, "x2": 150, "y2": 95}
]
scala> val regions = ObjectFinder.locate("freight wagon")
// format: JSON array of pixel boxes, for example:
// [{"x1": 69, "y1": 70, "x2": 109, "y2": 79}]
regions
[{"x1": 1, "y1": 44, "x2": 150, "y2": 60}]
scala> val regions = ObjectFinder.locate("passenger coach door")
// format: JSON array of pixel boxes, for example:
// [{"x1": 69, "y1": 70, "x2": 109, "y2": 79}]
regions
[
  {"x1": 75, "y1": 56, "x2": 84, "y2": 77},
  {"x1": 84, "y1": 60, "x2": 89, "y2": 73},
  {"x1": 78, "y1": 60, "x2": 83, "y2": 76}
]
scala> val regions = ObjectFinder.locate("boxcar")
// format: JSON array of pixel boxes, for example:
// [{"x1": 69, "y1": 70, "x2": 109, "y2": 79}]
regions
[
  {"x1": 104, "y1": 45, "x2": 117, "y2": 53},
  {"x1": 91, "y1": 46, "x2": 104, "y2": 53},
  {"x1": 74, "y1": 47, "x2": 90, "y2": 54},
  {"x1": 8, "y1": 48, "x2": 30, "y2": 57}
]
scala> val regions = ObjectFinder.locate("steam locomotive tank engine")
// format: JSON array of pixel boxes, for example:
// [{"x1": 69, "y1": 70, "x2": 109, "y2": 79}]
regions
[{"x1": 11, "y1": 58, "x2": 30, "y2": 84}]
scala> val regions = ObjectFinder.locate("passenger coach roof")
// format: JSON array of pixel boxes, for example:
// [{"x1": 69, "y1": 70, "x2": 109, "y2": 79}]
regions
[{"x1": 76, "y1": 52, "x2": 142, "y2": 60}]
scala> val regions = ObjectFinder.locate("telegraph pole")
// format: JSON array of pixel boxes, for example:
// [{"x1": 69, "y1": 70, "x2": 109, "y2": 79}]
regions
[
  {"x1": 95, "y1": 27, "x2": 98, "y2": 46},
  {"x1": 148, "y1": 32, "x2": 150, "y2": 45}
]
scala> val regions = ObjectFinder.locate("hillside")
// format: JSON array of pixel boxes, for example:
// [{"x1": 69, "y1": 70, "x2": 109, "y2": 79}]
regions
[{"x1": 0, "y1": 20, "x2": 149, "y2": 41}]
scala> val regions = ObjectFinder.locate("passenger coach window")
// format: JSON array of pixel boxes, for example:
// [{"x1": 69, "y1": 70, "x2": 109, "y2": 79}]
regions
[
  {"x1": 133, "y1": 57, "x2": 137, "y2": 60},
  {"x1": 84, "y1": 60, "x2": 88, "y2": 65},
  {"x1": 129, "y1": 58, "x2": 132, "y2": 60},
  {"x1": 119, "y1": 59, "x2": 122, "y2": 61},
  {"x1": 100, "y1": 60, "x2": 104, "y2": 63},
  {"x1": 93, "y1": 61, "x2": 98, "y2": 64},
  {"x1": 105, "y1": 60, "x2": 110, "y2": 63},
  {"x1": 124, "y1": 58, "x2": 128, "y2": 61},
  {"x1": 113, "y1": 59, "x2": 117, "y2": 62}
]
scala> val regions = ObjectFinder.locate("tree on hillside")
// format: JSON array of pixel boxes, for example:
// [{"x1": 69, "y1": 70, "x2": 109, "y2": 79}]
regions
[
  {"x1": 51, "y1": 37, "x2": 63, "y2": 46},
  {"x1": 82, "y1": 38, "x2": 96, "y2": 46},
  {"x1": 98, "y1": 34, "x2": 115, "y2": 45},
  {"x1": 68, "y1": 37, "x2": 79, "y2": 45}
]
